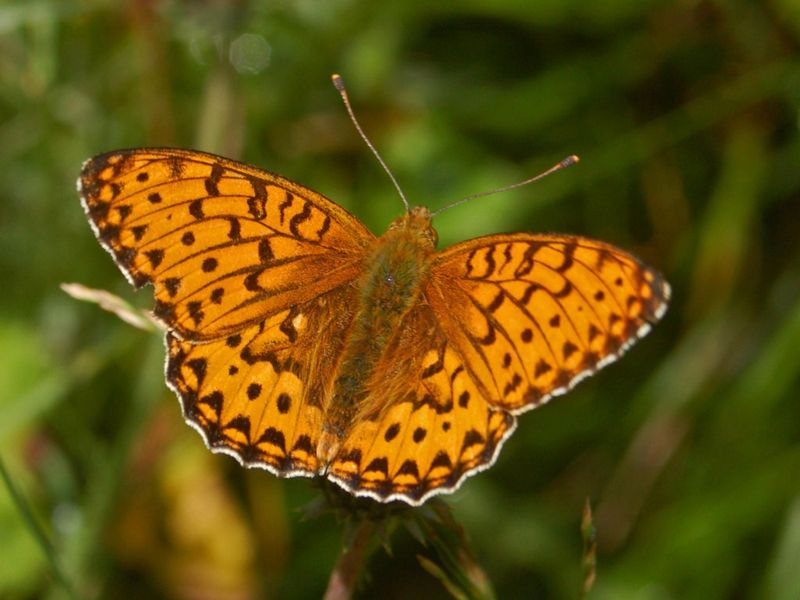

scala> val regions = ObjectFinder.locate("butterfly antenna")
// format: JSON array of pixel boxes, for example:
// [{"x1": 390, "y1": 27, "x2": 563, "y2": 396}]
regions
[
  {"x1": 430, "y1": 155, "x2": 580, "y2": 218},
  {"x1": 332, "y1": 74, "x2": 411, "y2": 212}
]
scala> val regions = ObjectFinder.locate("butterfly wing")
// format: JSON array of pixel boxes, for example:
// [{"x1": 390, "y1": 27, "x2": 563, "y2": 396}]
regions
[
  {"x1": 79, "y1": 148, "x2": 374, "y2": 341},
  {"x1": 79, "y1": 148, "x2": 374, "y2": 476},
  {"x1": 167, "y1": 285, "x2": 357, "y2": 477},
  {"x1": 326, "y1": 304, "x2": 515, "y2": 504},
  {"x1": 425, "y1": 234, "x2": 670, "y2": 412}
]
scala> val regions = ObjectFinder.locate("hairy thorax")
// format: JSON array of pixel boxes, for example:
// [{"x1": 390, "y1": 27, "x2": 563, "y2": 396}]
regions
[{"x1": 316, "y1": 207, "x2": 437, "y2": 466}]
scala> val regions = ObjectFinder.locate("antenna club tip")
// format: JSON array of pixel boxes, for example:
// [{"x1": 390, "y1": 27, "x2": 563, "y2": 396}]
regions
[
  {"x1": 331, "y1": 73, "x2": 345, "y2": 91},
  {"x1": 562, "y1": 154, "x2": 580, "y2": 167}
]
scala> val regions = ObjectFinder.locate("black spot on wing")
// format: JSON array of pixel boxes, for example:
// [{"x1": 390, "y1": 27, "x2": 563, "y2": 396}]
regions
[
  {"x1": 534, "y1": 359, "x2": 552, "y2": 377},
  {"x1": 164, "y1": 277, "x2": 181, "y2": 297},
  {"x1": 187, "y1": 301, "x2": 204, "y2": 325},
  {"x1": 364, "y1": 457, "x2": 389, "y2": 476},
  {"x1": 514, "y1": 242, "x2": 543, "y2": 278},
  {"x1": 316, "y1": 214, "x2": 331, "y2": 240},
  {"x1": 244, "y1": 270, "x2": 264, "y2": 292},
  {"x1": 167, "y1": 156, "x2": 184, "y2": 179},
  {"x1": 520, "y1": 283, "x2": 541, "y2": 305},
  {"x1": 116, "y1": 246, "x2": 135, "y2": 269},
  {"x1": 225, "y1": 415, "x2": 252, "y2": 440},
  {"x1": 292, "y1": 435, "x2": 314, "y2": 454},
  {"x1": 289, "y1": 202, "x2": 312, "y2": 238},
  {"x1": 483, "y1": 247, "x2": 496, "y2": 278},
  {"x1": 276, "y1": 393, "x2": 291, "y2": 414},
  {"x1": 145, "y1": 249, "x2": 164, "y2": 269},
  {"x1": 279, "y1": 308, "x2": 299, "y2": 343},
  {"x1": 131, "y1": 225, "x2": 148, "y2": 241},
  {"x1": 461, "y1": 429, "x2": 485, "y2": 451},
  {"x1": 258, "y1": 237, "x2": 273, "y2": 262},
  {"x1": 200, "y1": 390, "x2": 223, "y2": 417},
  {"x1": 187, "y1": 358, "x2": 207, "y2": 384},
  {"x1": 247, "y1": 178, "x2": 268, "y2": 219},
  {"x1": 338, "y1": 448, "x2": 362, "y2": 468},
  {"x1": 189, "y1": 199, "x2": 204, "y2": 219},
  {"x1": 431, "y1": 451, "x2": 452, "y2": 469},
  {"x1": 397, "y1": 459, "x2": 419, "y2": 478},
  {"x1": 205, "y1": 162, "x2": 223, "y2": 196},
  {"x1": 499, "y1": 243, "x2": 513, "y2": 273},
  {"x1": 421, "y1": 345, "x2": 446, "y2": 379},
  {"x1": 278, "y1": 192, "x2": 293, "y2": 225},
  {"x1": 556, "y1": 242, "x2": 575, "y2": 272},
  {"x1": 227, "y1": 217, "x2": 241, "y2": 241},
  {"x1": 153, "y1": 299, "x2": 176, "y2": 323},
  {"x1": 503, "y1": 373, "x2": 522, "y2": 396},
  {"x1": 257, "y1": 427, "x2": 286, "y2": 453},
  {"x1": 553, "y1": 281, "x2": 573, "y2": 298},
  {"x1": 384, "y1": 423, "x2": 400, "y2": 442},
  {"x1": 487, "y1": 290, "x2": 505, "y2": 313}
]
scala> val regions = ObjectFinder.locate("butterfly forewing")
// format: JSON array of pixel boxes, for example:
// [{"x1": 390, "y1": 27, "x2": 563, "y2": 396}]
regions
[
  {"x1": 79, "y1": 149, "x2": 373, "y2": 340},
  {"x1": 427, "y1": 234, "x2": 669, "y2": 413}
]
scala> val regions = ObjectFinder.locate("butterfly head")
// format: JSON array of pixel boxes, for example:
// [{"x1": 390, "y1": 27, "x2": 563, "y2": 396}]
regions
[{"x1": 387, "y1": 205, "x2": 438, "y2": 249}]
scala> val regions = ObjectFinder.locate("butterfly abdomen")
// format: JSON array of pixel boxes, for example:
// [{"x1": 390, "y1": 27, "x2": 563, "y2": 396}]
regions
[{"x1": 317, "y1": 211, "x2": 437, "y2": 465}]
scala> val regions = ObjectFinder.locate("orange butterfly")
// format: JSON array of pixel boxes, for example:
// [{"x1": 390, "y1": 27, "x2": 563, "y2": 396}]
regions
[{"x1": 78, "y1": 82, "x2": 668, "y2": 506}]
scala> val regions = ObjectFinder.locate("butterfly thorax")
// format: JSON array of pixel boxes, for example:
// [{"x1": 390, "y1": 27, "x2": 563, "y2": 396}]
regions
[{"x1": 317, "y1": 206, "x2": 438, "y2": 466}]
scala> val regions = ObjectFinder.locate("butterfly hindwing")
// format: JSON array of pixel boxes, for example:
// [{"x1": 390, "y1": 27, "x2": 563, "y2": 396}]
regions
[
  {"x1": 79, "y1": 148, "x2": 373, "y2": 340},
  {"x1": 327, "y1": 305, "x2": 515, "y2": 504},
  {"x1": 167, "y1": 285, "x2": 358, "y2": 476}
]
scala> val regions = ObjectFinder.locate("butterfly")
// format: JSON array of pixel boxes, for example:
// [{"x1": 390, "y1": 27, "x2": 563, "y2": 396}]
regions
[{"x1": 78, "y1": 124, "x2": 668, "y2": 508}]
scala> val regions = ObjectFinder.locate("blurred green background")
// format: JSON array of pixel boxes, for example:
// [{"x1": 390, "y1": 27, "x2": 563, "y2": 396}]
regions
[{"x1": 2, "y1": 1, "x2": 799, "y2": 598}]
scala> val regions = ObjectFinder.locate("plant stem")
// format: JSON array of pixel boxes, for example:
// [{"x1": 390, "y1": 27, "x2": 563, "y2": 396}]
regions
[
  {"x1": 323, "y1": 518, "x2": 375, "y2": 600},
  {"x1": 0, "y1": 455, "x2": 77, "y2": 600}
]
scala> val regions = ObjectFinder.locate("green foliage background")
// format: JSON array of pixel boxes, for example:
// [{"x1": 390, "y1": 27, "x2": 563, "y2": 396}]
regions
[{"x1": 1, "y1": 1, "x2": 799, "y2": 598}]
